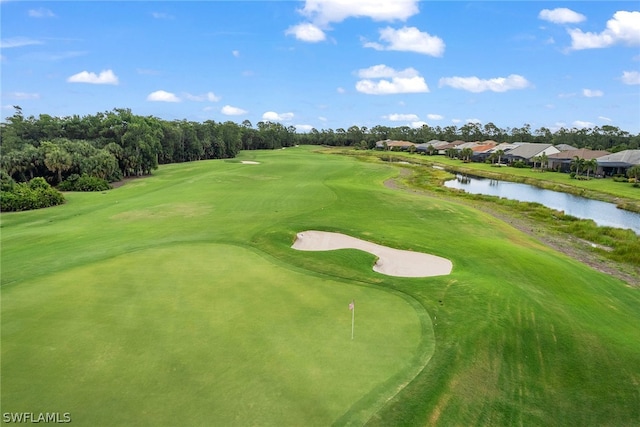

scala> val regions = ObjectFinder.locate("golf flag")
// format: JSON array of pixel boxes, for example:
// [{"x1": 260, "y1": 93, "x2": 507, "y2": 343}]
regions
[{"x1": 349, "y1": 300, "x2": 355, "y2": 340}]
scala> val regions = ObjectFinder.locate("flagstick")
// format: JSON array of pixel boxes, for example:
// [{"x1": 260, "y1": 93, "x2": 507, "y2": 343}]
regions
[{"x1": 351, "y1": 302, "x2": 355, "y2": 340}]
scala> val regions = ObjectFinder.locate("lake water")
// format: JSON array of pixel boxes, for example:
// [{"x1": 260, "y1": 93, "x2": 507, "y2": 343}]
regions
[{"x1": 444, "y1": 174, "x2": 640, "y2": 234}]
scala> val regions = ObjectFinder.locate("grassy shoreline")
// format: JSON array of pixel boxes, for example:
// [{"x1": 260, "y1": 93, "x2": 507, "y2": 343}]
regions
[{"x1": 327, "y1": 147, "x2": 640, "y2": 284}]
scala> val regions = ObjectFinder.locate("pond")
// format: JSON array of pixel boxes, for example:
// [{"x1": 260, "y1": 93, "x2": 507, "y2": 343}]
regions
[{"x1": 444, "y1": 174, "x2": 640, "y2": 234}]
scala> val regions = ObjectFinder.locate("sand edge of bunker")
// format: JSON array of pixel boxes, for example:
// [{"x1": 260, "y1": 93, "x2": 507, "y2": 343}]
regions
[{"x1": 292, "y1": 230, "x2": 452, "y2": 278}]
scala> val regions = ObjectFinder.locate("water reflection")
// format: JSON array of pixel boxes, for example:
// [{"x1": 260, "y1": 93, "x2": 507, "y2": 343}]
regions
[{"x1": 445, "y1": 174, "x2": 640, "y2": 234}]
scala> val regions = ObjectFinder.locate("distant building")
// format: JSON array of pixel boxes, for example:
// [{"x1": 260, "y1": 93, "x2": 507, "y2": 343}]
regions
[
  {"x1": 547, "y1": 149, "x2": 610, "y2": 173},
  {"x1": 596, "y1": 150, "x2": 640, "y2": 176},
  {"x1": 504, "y1": 143, "x2": 560, "y2": 165}
]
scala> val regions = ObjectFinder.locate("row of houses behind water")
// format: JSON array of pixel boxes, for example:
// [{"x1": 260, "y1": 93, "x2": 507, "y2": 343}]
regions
[{"x1": 374, "y1": 139, "x2": 640, "y2": 176}]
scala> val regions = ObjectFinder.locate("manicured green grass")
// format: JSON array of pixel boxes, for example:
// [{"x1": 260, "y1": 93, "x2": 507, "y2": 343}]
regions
[{"x1": 2, "y1": 146, "x2": 639, "y2": 426}]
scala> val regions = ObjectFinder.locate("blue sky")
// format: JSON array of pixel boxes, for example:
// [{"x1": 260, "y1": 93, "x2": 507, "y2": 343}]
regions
[{"x1": 2, "y1": 1, "x2": 639, "y2": 134}]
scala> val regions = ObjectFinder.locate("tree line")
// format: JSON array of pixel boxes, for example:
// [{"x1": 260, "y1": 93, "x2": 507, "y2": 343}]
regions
[
  {"x1": 297, "y1": 122, "x2": 640, "y2": 152},
  {"x1": 2, "y1": 107, "x2": 640, "y2": 187}
]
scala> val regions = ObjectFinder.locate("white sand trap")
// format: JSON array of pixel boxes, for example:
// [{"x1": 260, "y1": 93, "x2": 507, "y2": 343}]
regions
[
  {"x1": 241, "y1": 161, "x2": 260, "y2": 164},
  {"x1": 292, "y1": 231, "x2": 452, "y2": 278}
]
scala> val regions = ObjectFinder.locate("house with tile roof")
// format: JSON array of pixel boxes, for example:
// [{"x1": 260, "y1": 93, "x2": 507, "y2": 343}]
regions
[
  {"x1": 547, "y1": 149, "x2": 610, "y2": 173},
  {"x1": 504, "y1": 143, "x2": 560, "y2": 165},
  {"x1": 596, "y1": 150, "x2": 640, "y2": 176}
]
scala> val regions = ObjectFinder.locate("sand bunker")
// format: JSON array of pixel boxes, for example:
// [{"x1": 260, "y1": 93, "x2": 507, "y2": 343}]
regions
[
  {"x1": 241, "y1": 161, "x2": 260, "y2": 164},
  {"x1": 292, "y1": 231, "x2": 452, "y2": 278}
]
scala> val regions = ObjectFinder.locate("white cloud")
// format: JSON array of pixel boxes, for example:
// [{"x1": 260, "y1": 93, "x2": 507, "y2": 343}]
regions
[
  {"x1": 583, "y1": 89, "x2": 603, "y2": 97},
  {"x1": 7, "y1": 92, "x2": 40, "y2": 100},
  {"x1": 147, "y1": 90, "x2": 181, "y2": 102},
  {"x1": 221, "y1": 105, "x2": 248, "y2": 116},
  {"x1": 295, "y1": 124, "x2": 314, "y2": 132},
  {"x1": 183, "y1": 91, "x2": 221, "y2": 102},
  {"x1": 538, "y1": 8, "x2": 585, "y2": 24},
  {"x1": 355, "y1": 65, "x2": 428, "y2": 95},
  {"x1": 0, "y1": 37, "x2": 43, "y2": 48},
  {"x1": 299, "y1": 0, "x2": 419, "y2": 26},
  {"x1": 621, "y1": 70, "x2": 640, "y2": 85},
  {"x1": 573, "y1": 120, "x2": 595, "y2": 129},
  {"x1": 411, "y1": 121, "x2": 427, "y2": 128},
  {"x1": 262, "y1": 111, "x2": 294, "y2": 122},
  {"x1": 438, "y1": 74, "x2": 530, "y2": 93},
  {"x1": 599, "y1": 116, "x2": 612, "y2": 122},
  {"x1": 28, "y1": 7, "x2": 56, "y2": 18},
  {"x1": 385, "y1": 113, "x2": 420, "y2": 122},
  {"x1": 151, "y1": 12, "x2": 174, "y2": 20},
  {"x1": 336, "y1": 87, "x2": 346, "y2": 93},
  {"x1": 285, "y1": 23, "x2": 326, "y2": 42},
  {"x1": 232, "y1": 50, "x2": 240, "y2": 57},
  {"x1": 364, "y1": 26, "x2": 445, "y2": 56},
  {"x1": 427, "y1": 113, "x2": 443, "y2": 120},
  {"x1": 569, "y1": 11, "x2": 640, "y2": 50},
  {"x1": 67, "y1": 69, "x2": 119, "y2": 85}
]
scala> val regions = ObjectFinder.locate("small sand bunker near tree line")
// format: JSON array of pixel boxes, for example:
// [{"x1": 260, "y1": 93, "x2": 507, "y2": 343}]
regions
[
  {"x1": 241, "y1": 161, "x2": 260, "y2": 164},
  {"x1": 292, "y1": 231, "x2": 453, "y2": 278}
]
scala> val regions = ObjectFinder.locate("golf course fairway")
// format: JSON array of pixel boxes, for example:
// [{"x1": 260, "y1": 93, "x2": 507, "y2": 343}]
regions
[{"x1": 2, "y1": 146, "x2": 639, "y2": 426}]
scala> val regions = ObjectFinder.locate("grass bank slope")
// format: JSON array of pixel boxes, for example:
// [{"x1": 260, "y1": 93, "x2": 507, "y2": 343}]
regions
[{"x1": 2, "y1": 146, "x2": 639, "y2": 426}]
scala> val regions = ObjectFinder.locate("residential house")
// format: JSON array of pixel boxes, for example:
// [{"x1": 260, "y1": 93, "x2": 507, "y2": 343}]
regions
[
  {"x1": 375, "y1": 139, "x2": 417, "y2": 151},
  {"x1": 547, "y1": 149, "x2": 610, "y2": 173},
  {"x1": 596, "y1": 150, "x2": 640, "y2": 176},
  {"x1": 504, "y1": 143, "x2": 560, "y2": 166}
]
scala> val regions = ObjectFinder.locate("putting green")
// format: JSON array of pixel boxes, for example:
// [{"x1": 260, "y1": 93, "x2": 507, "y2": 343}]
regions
[{"x1": 1, "y1": 243, "x2": 430, "y2": 426}]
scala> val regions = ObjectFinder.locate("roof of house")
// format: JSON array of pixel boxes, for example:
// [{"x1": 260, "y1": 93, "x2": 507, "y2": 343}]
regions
[
  {"x1": 471, "y1": 143, "x2": 497, "y2": 153},
  {"x1": 375, "y1": 139, "x2": 416, "y2": 148},
  {"x1": 547, "y1": 149, "x2": 610, "y2": 161},
  {"x1": 555, "y1": 144, "x2": 579, "y2": 151},
  {"x1": 597, "y1": 150, "x2": 640, "y2": 167},
  {"x1": 506, "y1": 143, "x2": 557, "y2": 160}
]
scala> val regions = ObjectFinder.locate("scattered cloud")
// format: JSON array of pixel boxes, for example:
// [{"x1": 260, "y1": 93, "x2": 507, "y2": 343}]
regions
[
  {"x1": 538, "y1": 8, "x2": 585, "y2": 24},
  {"x1": 0, "y1": 36, "x2": 43, "y2": 48},
  {"x1": 262, "y1": 111, "x2": 294, "y2": 121},
  {"x1": 621, "y1": 70, "x2": 640, "y2": 85},
  {"x1": 582, "y1": 89, "x2": 603, "y2": 97},
  {"x1": 569, "y1": 11, "x2": 640, "y2": 50},
  {"x1": 438, "y1": 74, "x2": 530, "y2": 93},
  {"x1": 599, "y1": 116, "x2": 612, "y2": 122},
  {"x1": 6, "y1": 92, "x2": 40, "y2": 100},
  {"x1": 410, "y1": 121, "x2": 427, "y2": 128},
  {"x1": 147, "y1": 90, "x2": 181, "y2": 102},
  {"x1": 385, "y1": 113, "x2": 420, "y2": 122},
  {"x1": 232, "y1": 50, "x2": 240, "y2": 58},
  {"x1": 285, "y1": 23, "x2": 326, "y2": 42},
  {"x1": 183, "y1": 91, "x2": 221, "y2": 102},
  {"x1": 573, "y1": 120, "x2": 595, "y2": 128},
  {"x1": 295, "y1": 124, "x2": 314, "y2": 132},
  {"x1": 67, "y1": 69, "x2": 119, "y2": 85},
  {"x1": 289, "y1": 0, "x2": 418, "y2": 43},
  {"x1": 427, "y1": 113, "x2": 443, "y2": 120},
  {"x1": 151, "y1": 12, "x2": 174, "y2": 20},
  {"x1": 299, "y1": 0, "x2": 419, "y2": 26},
  {"x1": 21, "y1": 51, "x2": 88, "y2": 61},
  {"x1": 336, "y1": 87, "x2": 346, "y2": 94},
  {"x1": 356, "y1": 65, "x2": 429, "y2": 95},
  {"x1": 221, "y1": 105, "x2": 248, "y2": 116},
  {"x1": 363, "y1": 26, "x2": 445, "y2": 56},
  {"x1": 28, "y1": 7, "x2": 56, "y2": 18}
]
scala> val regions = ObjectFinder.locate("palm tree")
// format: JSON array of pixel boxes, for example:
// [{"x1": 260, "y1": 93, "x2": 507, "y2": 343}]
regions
[
  {"x1": 44, "y1": 148, "x2": 73, "y2": 183},
  {"x1": 570, "y1": 156, "x2": 584, "y2": 178},
  {"x1": 460, "y1": 147, "x2": 474, "y2": 162},
  {"x1": 627, "y1": 165, "x2": 640, "y2": 182},
  {"x1": 584, "y1": 159, "x2": 598, "y2": 178},
  {"x1": 540, "y1": 152, "x2": 549, "y2": 171},
  {"x1": 495, "y1": 149, "x2": 504, "y2": 165}
]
